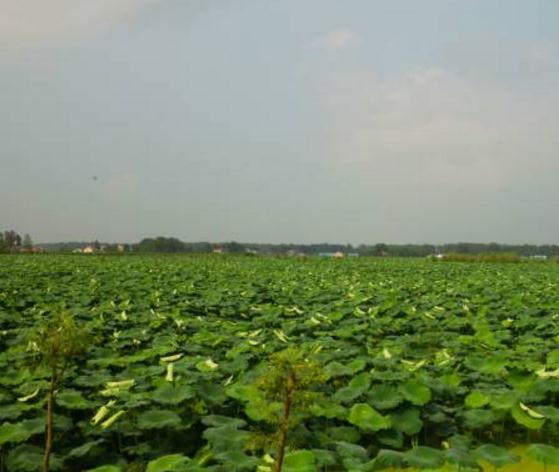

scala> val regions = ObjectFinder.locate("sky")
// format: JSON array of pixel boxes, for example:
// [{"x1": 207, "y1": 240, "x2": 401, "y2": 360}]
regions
[{"x1": 1, "y1": 0, "x2": 558, "y2": 245}]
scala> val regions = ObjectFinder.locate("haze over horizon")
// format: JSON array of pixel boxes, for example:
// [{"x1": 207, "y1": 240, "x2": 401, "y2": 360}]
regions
[{"x1": 2, "y1": 1, "x2": 558, "y2": 245}]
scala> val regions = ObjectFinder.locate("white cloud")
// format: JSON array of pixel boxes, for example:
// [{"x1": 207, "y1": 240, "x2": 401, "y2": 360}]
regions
[
  {"x1": 0, "y1": 0, "x2": 158, "y2": 48},
  {"x1": 321, "y1": 67, "x2": 559, "y2": 190},
  {"x1": 309, "y1": 28, "x2": 356, "y2": 51}
]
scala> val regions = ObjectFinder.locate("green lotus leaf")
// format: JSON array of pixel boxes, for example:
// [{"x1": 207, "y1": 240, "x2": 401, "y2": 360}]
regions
[
  {"x1": 74, "y1": 371, "x2": 112, "y2": 387},
  {"x1": 0, "y1": 422, "x2": 30, "y2": 446},
  {"x1": 203, "y1": 426, "x2": 250, "y2": 452},
  {"x1": 526, "y1": 444, "x2": 559, "y2": 465},
  {"x1": 398, "y1": 379, "x2": 432, "y2": 406},
  {"x1": 137, "y1": 410, "x2": 182, "y2": 429},
  {"x1": 507, "y1": 371, "x2": 535, "y2": 391},
  {"x1": 536, "y1": 405, "x2": 559, "y2": 423},
  {"x1": 310, "y1": 400, "x2": 347, "y2": 419},
  {"x1": 489, "y1": 390, "x2": 518, "y2": 410},
  {"x1": 201, "y1": 415, "x2": 246, "y2": 429},
  {"x1": 196, "y1": 358, "x2": 218, "y2": 372},
  {"x1": 445, "y1": 447, "x2": 480, "y2": 470},
  {"x1": 391, "y1": 408, "x2": 423, "y2": 435},
  {"x1": 465, "y1": 391, "x2": 490, "y2": 408},
  {"x1": 348, "y1": 403, "x2": 392, "y2": 432},
  {"x1": 334, "y1": 372, "x2": 372, "y2": 403},
  {"x1": 368, "y1": 449, "x2": 404, "y2": 471},
  {"x1": 441, "y1": 373, "x2": 462, "y2": 389},
  {"x1": 324, "y1": 361, "x2": 353, "y2": 378},
  {"x1": 474, "y1": 444, "x2": 520, "y2": 468},
  {"x1": 332, "y1": 441, "x2": 369, "y2": 462},
  {"x1": 245, "y1": 400, "x2": 282, "y2": 422},
  {"x1": 152, "y1": 384, "x2": 194, "y2": 405},
  {"x1": 466, "y1": 355, "x2": 508, "y2": 375},
  {"x1": 326, "y1": 426, "x2": 361, "y2": 444},
  {"x1": 146, "y1": 454, "x2": 190, "y2": 472},
  {"x1": 56, "y1": 389, "x2": 93, "y2": 410},
  {"x1": 0, "y1": 403, "x2": 34, "y2": 422},
  {"x1": 462, "y1": 409, "x2": 497, "y2": 429},
  {"x1": 546, "y1": 350, "x2": 559, "y2": 367},
  {"x1": 67, "y1": 439, "x2": 105, "y2": 458},
  {"x1": 447, "y1": 434, "x2": 472, "y2": 450},
  {"x1": 6, "y1": 445, "x2": 62, "y2": 471},
  {"x1": 213, "y1": 450, "x2": 259, "y2": 471},
  {"x1": 85, "y1": 467, "x2": 121, "y2": 472},
  {"x1": 368, "y1": 385, "x2": 402, "y2": 410},
  {"x1": 404, "y1": 446, "x2": 444, "y2": 469},
  {"x1": 225, "y1": 383, "x2": 259, "y2": 402},
  {"x1": 196, "y1": 382, "x2": 227, "y2": 406},
  {"x1": 20, "y1": 418, "x2": 45, "y2": 436},
  {"x1": 282, "y1": 450, "x2": 316, "y2": 472},
  {"x1": 312, "y1": 449, "x2": 337, "y2": 468},
  {"x1": 346, "y1": 358, "x2": 367, "y2": 373},
  {"x1": 377, "y1": 429, "x2": 404, "y2": 449},
  {"x1": 511, "y1": 404, "x2": 545, "y2": 430}
]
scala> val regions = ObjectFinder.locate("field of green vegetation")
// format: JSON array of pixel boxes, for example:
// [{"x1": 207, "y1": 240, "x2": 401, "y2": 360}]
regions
[{"x1": 2, "y1": 255, "x2": 559, "y2": 472}]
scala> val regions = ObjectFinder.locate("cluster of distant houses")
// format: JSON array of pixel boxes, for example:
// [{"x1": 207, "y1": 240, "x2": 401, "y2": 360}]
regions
[
  {"x1": 318, "y1": 251, "x2": 359, "y2": 258},
  {"x1": 212, "y1": 248, "x2": 360, "y2": 258},
  {"x1": 72, "y1": 244, "x2": 128, "y2": 254}
]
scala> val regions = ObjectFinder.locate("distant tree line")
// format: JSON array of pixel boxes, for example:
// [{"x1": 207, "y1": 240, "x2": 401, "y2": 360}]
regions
[
  {"x1": 31, "y1": 235, "x2": 559, "y2": 257},
  {"x1": 129, "y1": 237, "x2": 559, "y2": 258},
  {"x1": 0, "y1": 230, "x2": 33, "y2": 253}
]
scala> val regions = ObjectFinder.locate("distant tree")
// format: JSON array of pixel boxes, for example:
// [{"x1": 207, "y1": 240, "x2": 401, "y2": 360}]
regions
[
  {"x1": 135, "y1": 237, "x2": 186, "y2": 253},
  {"x1": 226, "y1": 241, "x2": 245, "y2": 254},
  {"x1": 373, "y1": 243, "x2": 389, "y2": 256},
  {"x1": 1, "y1": 230, "x2": 21, "y2": 253},
  {"x1": 23, "y1": 233, "x2": 33, "y2": 250}
]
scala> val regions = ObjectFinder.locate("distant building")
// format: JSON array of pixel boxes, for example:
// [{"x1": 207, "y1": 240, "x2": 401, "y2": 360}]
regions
[
  {"x1": 82, "y1": 245, "x2": 97, "y2": 254},
  {"x1": 319, "y1": 251, "x2": 345, "y2": 258}
]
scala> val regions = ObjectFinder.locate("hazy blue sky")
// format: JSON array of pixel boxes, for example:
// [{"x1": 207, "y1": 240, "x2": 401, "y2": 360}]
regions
[{"x1": 2, "y1": 0, "x2": 558, "y2": 244}]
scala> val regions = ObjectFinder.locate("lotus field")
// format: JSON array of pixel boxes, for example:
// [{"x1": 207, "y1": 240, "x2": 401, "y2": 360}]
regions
[{"x1": 2, "y1": 255, "x2": 559, "y2": 472}]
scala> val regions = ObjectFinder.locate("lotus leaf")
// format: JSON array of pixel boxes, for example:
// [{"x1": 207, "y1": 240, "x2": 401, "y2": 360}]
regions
[{"x1": 348, "y1": 403, "x2": 392, "y2": 431}]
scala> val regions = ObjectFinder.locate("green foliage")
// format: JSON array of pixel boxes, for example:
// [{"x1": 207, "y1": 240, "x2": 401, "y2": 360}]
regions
[
  {"x1": 348, "y1": 404, "x2": 392, "y2": 432},
  {"x1": 255, "y1": 348, "x2": 325, "y2": 407},
  {"x1": 526, "y1": 444, "x2": 559, "y2": 466},
  {"x1": 438, "y1": 252, "x2": 521, "y2": 263},
  {"x1": 403, "y1": 446, "x2": 444, "y2": 469},
  {"x1": 1, "y1": 255, "x2": 559, "y2": 470},
  {"x1": 474, "y1": 444, "x2": 520, "y2": 468},
  {"x1": 145, "y1": 454, "x2": 190, "y2": 472},
  {"x1": 282, "y1": 450, "x2": 316, "y2": 472},
  {"x1": 31, "y1": 313, "x2": 90, "y2": 371}
]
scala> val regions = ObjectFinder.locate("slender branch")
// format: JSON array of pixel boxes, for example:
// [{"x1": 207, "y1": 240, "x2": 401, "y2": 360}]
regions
[
  {"x1": 274, "y1": 371, "x2": 296, "y2": 472},
  {"x1": 43, "y1": 366, "x2": 57, "y2": 472}
]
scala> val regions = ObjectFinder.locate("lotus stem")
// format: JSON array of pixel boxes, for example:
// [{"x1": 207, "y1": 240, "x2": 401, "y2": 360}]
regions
[
  {"x1": 274, "y1": 370, "x2": 296, "y2": 472},
  {"x1": 43, "y1": 366, "x2": 57, "y2": 472}
]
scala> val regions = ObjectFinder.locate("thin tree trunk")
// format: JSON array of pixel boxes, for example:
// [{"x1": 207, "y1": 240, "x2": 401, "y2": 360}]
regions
[
  {"x1": 43, "y1": 368, "x2": 56, "y2": 472},
  {"x1": 274, "y1": 371, "x2": 296, "y2": 472}
]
